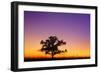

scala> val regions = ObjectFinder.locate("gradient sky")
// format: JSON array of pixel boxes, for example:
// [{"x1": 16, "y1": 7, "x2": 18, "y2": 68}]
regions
[{"x1": 24, "y1": 11, "x2": 90, "y2": 59}]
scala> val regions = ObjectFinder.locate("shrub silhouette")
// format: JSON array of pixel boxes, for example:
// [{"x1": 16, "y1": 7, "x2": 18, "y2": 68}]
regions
[{"x1": 40, "y1": 36, "x2": 67, "y2": 59}]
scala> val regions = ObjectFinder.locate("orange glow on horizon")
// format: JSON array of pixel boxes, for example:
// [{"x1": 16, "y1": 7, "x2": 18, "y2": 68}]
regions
[{"x1": 24, "y1": 39, "x2": 90, "y2": 59}]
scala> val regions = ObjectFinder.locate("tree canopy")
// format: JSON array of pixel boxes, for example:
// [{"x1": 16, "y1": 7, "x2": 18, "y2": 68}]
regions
[{"x1": 40, "y1": 36, "x2": 67, "y2": 58}]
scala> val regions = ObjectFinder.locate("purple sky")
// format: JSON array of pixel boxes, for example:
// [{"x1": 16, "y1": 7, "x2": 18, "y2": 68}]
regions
[{"x1": 24, "y1": 11, "x2": 90, "y2": 40}]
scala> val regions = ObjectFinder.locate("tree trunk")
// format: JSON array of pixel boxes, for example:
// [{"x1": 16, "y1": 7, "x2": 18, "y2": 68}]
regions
[
  {"x1": 52, "y1": 54, "x2": 53, "y2": 59},
  {"x1": 51, "y1": 51, "x2": 54, "y2": 59}
]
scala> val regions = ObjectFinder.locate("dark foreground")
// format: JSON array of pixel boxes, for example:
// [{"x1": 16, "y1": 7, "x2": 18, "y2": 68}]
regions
[{"x1": 24, "y1": 57, "x2": 90, "y2": 62}]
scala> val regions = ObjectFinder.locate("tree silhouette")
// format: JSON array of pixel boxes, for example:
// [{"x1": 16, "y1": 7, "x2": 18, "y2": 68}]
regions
[{"x1": 40, "y1": 36, "x2": 67, "y2": 59}]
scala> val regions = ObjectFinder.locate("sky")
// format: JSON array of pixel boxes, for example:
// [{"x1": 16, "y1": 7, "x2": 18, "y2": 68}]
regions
[{"x1": 24, "y1": 11, "x2": 90, "y2": 60}]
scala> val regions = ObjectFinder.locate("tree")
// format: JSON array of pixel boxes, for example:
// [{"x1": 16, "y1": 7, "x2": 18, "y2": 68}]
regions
[{"x1": 40, "y1": 36, "x2": 67, "y2": 59}]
